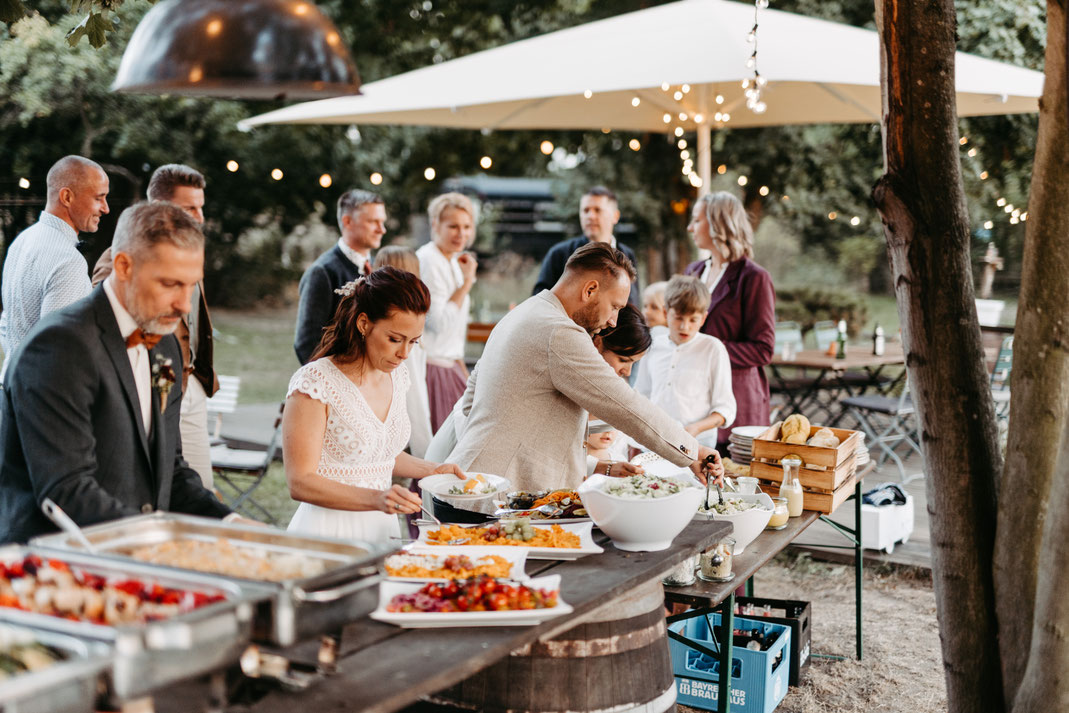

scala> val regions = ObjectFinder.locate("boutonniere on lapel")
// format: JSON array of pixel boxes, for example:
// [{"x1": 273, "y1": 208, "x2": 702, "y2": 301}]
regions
[{"x1": 152, "y1": 354, "x2": 176, "y2": 413}]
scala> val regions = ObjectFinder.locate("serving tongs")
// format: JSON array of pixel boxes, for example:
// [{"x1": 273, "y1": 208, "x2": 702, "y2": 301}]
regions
[
  {"x1": 702, "y1": 454, "x2": 723, "y2": 510},
  {"x1": 40, "y1": 498, "x2": 98, "y2": 553},
  {"x1": 491, "y1": 504, "x2": 564, "y2": 520}
]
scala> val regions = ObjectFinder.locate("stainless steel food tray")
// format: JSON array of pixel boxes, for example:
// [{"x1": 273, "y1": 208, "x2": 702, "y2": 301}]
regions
[
  {"x1": 32, "y1": 513, "x2": 393, "y2": 647},
  {"x1": 0, "y1": 618, "x2": 110, "y2": 713},
  {"x1": 0, "y1": 545, "x2": 259, "y2": 700}
]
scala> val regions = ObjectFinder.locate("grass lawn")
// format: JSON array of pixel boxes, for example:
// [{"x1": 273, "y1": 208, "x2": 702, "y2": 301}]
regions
[{"x1": 211, "y1": 306, "x2": 300, "y2": 405}]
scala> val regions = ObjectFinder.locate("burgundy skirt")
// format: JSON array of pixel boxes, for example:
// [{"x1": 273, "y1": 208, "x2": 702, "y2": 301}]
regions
[{"x1": 426, "y1": 360, "x2": 467, "y2": 433}]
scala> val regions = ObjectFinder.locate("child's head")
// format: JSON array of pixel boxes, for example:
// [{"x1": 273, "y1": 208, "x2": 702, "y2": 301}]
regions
[
  {"x1": 642, "y1": 281, "x2": 668, "y2": 328},
  {"x1": 585, "y1": 419, "x2": 618, "y2": 453},
  {"x1": 665, "y1": 275, "x2": 710, "y2": 345},
  {"x1": 373, "y1": 245, "x2": 421, "y2": 278}
]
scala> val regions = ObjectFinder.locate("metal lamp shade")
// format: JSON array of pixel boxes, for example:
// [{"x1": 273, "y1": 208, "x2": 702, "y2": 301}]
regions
[{"x1": 112, "y1": 0, "x2": 360, "y2": 100}]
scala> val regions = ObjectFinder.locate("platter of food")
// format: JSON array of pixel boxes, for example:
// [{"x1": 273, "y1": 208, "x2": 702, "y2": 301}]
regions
[
  {"x1": 384, "y1": 547, "x2": 529, "y2": 582},
  {"x1": 578, "y1": 475, "x2": 704, "y2": 552},
  {"x1": 413, "y1": 521, "x2": 603, "y2": 560},
  {"x1": 0, "y1": 619, "x2": 111, "y2": 713},
  {"x1": 493, "y1": 489, "x2": 590, "y2": 523},
  {"x1": 418, "y1": 472, "x2": 510, "y2": 501},
  {"x1": 369, "y1": 574, "x2": 572, "y2": 628}
]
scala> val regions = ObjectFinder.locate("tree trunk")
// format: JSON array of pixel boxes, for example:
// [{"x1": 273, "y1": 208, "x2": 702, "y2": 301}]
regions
[
  {"x1": 997, "y1": 1, "x2": 1069, "y2": 708},
  {"x1": 872, "y1": 2, "x2": 1003, "y2": 711}
]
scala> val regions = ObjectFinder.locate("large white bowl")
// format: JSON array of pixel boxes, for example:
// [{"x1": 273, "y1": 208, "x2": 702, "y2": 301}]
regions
[
  {"x1": 578, "y1": 474, "x2": 705, "y2": 552},
  {"x1": 693, "y1": 492, "x2": 774, "y2": 554}
]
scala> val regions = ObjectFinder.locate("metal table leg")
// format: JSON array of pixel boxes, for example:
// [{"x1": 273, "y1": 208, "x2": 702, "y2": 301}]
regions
[{"x1": 717, "y1": 593, "x2": 735, "y2": 713}]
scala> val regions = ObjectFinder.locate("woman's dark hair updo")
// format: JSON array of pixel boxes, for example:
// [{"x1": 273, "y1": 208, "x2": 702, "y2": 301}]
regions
[
  {"x1": 598, "y1": 304, "x2": 652, "y2": 358},
  {"x1": 310, "y1": 265, "x2": 431, "y2": 362}
]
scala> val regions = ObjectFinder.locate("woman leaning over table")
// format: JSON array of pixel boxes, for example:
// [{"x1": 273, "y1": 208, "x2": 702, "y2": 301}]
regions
[
  {"x1": 416, "y1": 192, "x2": 479, "y2": 433},
  {"x1": 682, "y1": 192, "x2": 776, "y2": 448},
  {"x1": 283, "y1": 267, "x2": 465, "y2": 544}
]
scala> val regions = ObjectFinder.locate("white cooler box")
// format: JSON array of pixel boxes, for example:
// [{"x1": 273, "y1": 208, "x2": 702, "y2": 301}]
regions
[{"x1": 860, "y1": 495, "x2": 914, "y2": 554}]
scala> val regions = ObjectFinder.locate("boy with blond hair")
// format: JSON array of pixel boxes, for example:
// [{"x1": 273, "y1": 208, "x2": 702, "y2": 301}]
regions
[
  {"x1": 641, "y1": 281, "x2": 669, "y2": 339},
  {"x1": 635, "y1": 275, "x2": 735, "y2": 447}
]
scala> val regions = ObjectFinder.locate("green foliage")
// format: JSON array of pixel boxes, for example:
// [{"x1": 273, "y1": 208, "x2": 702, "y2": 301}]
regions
[{"x1": 775, "y1": 286, "x2": 869, "y2": 337}]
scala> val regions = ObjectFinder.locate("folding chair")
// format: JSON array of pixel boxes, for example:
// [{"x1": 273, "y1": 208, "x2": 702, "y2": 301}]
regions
[
  {"x1": 989, "y1": 336, "x2": 1013, "y2": 422},
  {"x1": 211, "y1": 402, "x2": 284, "y2": 524},
  {"x1": 205, "y1": 375, "x2": 241, "y2": 441},
  {"x1": 770, "y1": 321, "x2": 824, "y2": 419},
  {"x1": 812, "y1": 320, "x2": 838, "y2": 351},
  {"x1": 840, "y1": 381, "x2": 922, "y2": 484}
]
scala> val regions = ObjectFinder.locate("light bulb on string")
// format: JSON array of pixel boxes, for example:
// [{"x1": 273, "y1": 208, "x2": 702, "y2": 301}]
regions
[
  {"x1": 628, "y1": 139, "x2": 641, "y2": 151},
  {"x1": 583, "y1": 89, "x2": 593, "y2": 99},
  {"x1": 682, "y1": 84, "x2": 691, "y2": 93},
  {"x1": 694, "y1": 114, "x2": 704, "y2": 123},
  {"x1": 737, "y1": 176, "x2": 748, "y2": 186},
  {"x1": 758, "y1": 185, "x2": 769, "y2": 196},
  {"x1": 271, "y1": 168, "x2": 283, "y2": 180},
  {"x1": 319, "y1": 173, "x2": 332, "y2": 188},
  {"x1": 678, "y1": 139, "x2": 687, "y2": 149},
  {"x1": 996, "y1": 197, "x2": 1006, "y2": 206},
  {"x1": 680, "y1": 150, "x2": 690, "y2": 160},
  {"x1": 678, "y1": 112, "x2": 688, "y2": 121},
  {"x1": 631, "y1": 97, "x2": 641, "y2": 107},
  {"x1": 369, "y1": 172, "x2": 383, "y2": 185},
  {"x1": 674, "y1": 91, "x2": 684, "y2": 101},
  {"x1": 850, "y1": 216, "x2": 861, "y2": 226},
  {"x1": 663, "y1": 113, "x2": 672, "y2": 123},
  {"x1": 674, "y1": 126, "x2": 685, "y2": 137},
  {"x1": 540, "y1": 140, "x2": 554, "y2": 155},
  {"x1": 424, "y1": 167, "x2": 436, "y2": 180},
  {"x1": 983, "y1": 220, "x2": 994, "y2": 229},
  {"x1": 226, "y1": 160, "x2": 239, "y2": 172},
  {"x1": 480, "y1": 156, "x2": 493, "y2": 169},
  {"x1": 18, "y1": 178, "x2": 30, "y2": 189},
  {"x1": 717, "y1": 164, "x2": 727, "y2": 175}
]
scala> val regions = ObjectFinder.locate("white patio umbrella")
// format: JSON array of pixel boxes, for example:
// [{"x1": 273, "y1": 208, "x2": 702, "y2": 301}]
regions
[{"x1": 238, "y1": 0, "x2": 1043, "y2": 189}]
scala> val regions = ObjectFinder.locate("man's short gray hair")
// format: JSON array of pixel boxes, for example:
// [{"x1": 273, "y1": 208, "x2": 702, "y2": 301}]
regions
[
  {"x1": 147, "y1": 164, "x2": 205, "y2": 202},
  {"x1": 111, "y1": 201, "x2": 204, "y2": 261},
  {"x1": 336, "y1": 189, "x2": 384, "y2": 230},
  {"x1": 45, "y1": 155, "x2": 104, "y2": 204}
]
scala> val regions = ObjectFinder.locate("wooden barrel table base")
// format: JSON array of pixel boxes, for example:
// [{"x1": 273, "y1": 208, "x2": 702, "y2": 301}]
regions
[{"x1": 428, "y1": 581, "x2": 676, "y2": 713}]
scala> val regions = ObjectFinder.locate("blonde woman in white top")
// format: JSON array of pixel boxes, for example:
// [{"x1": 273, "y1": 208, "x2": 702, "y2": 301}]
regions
[{"x1": 416, "y1": 192, "x2": 478, "y2": 432}]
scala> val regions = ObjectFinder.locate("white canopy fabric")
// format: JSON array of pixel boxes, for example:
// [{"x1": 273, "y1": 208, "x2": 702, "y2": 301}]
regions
[{"x1": 239, "y1": 0, "x2": 1042, "y2": 133}]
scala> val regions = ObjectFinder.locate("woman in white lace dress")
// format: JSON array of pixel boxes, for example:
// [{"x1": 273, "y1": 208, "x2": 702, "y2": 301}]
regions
[{"x1": 283, "y1": 266, "x2": 465, "y2": 543}]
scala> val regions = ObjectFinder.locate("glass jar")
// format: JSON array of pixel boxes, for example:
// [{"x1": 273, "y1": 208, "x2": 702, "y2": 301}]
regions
[
  {"x1": 766, "y1": 496, "x2": 790, "y2": 530},
  {"x1": 697, "y1": 537, "x2": 736, "y2": 582},
  {"x1": 779, "y1": 456, "x2": 805, "y2": 517},
  {"x1": 662, "y1": 554, "x2": 698, "y2": 586}
]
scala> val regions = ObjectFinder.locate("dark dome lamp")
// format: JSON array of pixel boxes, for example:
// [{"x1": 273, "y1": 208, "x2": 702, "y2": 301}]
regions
[{"x1": 111, "y1": 0, "x2": 361, "y2": 100}]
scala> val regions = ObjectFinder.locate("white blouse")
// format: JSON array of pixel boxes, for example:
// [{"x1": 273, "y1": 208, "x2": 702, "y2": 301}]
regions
[
  {"x1": 635, "y1": 333, "x2": 736, "y2": 443},
  {"x1": 416, "y1": 242, "x2": 469, "y2": 362}
]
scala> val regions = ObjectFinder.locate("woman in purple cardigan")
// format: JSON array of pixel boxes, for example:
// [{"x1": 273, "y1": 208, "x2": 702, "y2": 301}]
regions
[{"x1": 683, "y1": 192, "x2": 776, "y2": 447}]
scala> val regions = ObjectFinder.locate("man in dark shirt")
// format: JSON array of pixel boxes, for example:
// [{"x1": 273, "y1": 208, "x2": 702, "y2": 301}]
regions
[{"x1": 532, "y1": 186, "x2": 640, "y2": 305}]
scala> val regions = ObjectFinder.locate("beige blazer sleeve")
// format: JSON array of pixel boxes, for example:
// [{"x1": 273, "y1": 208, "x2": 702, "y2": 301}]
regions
[{"x1": 547, "y1": 323, "x2": 699, "y2": 467}]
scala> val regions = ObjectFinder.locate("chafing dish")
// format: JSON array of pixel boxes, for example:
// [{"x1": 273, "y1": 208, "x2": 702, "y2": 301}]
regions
[
  {"x1": 0, "y1": 545, "x2": 258, "y2": 700},
  {"x1": 0, "y1": 618, "x2": 110, "y2": 713},
  {"x1": 32, "y1": 513, "x2": 393, "y2": 647}
]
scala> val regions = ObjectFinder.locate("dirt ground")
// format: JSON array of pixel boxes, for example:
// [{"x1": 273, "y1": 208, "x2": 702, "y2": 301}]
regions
[{"x1": 679, "y1": 551, "x2": 947, "y2": 713}]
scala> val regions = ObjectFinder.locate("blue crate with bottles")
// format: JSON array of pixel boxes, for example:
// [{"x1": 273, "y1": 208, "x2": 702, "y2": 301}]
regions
[{"x1": 669, "y1": 612, "x2": 791, "y2": 713}]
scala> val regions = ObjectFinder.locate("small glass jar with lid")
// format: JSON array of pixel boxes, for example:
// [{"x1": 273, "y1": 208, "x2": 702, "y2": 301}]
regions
[{"x1": 766, "y1": 496, "x2": 790, "y2": 530}]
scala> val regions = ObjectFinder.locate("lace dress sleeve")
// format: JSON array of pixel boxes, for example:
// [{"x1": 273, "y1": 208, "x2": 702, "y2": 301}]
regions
[{"x1": 287, "y1": 360, "x2": 332, "y2": 406}]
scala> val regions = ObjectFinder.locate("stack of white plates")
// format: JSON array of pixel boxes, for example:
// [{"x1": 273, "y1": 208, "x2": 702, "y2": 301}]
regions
[
  {"x1": 854, "y1": 431, "x2": 870, "y2": 466},
  {"x1": 727, "y1": 425, "x2": 768, "y2": 466}
]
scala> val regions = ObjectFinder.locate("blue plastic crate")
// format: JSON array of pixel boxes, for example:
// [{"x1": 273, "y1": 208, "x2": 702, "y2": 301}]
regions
[{"x1": 669, "y1": 613, "x2": 791, "y2": 713}]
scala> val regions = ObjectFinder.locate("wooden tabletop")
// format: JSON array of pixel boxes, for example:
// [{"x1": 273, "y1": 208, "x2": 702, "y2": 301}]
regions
[
  {"x1": 769, "y1": 342, "x2": 905, "y2": 371},
  {"x1": 244, "y1": 520, "x2": 733, "y2": 713},
  {"x1": 663, "y1": 511, "x2": 821, "y2": 608}
]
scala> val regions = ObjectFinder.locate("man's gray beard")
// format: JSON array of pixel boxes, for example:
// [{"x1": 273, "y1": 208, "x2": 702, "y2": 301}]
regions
[{"x1": 141, "y1": 318, "x2": 181, "y2": 336}]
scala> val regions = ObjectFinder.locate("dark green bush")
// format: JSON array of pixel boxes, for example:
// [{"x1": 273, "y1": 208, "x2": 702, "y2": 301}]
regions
[{"x1": 775, "y1": 287, "x2": 869, "y2": 338}]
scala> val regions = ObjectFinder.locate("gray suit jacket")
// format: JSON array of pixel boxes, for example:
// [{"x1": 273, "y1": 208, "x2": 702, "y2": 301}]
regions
[{"x1": 447, "y1": 291, "x2": 699, "y2": 493}]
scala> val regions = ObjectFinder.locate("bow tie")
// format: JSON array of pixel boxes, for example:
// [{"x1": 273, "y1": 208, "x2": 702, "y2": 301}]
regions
[{"x1": 125, "y1": 329, "x2": 163, "y2": 350}]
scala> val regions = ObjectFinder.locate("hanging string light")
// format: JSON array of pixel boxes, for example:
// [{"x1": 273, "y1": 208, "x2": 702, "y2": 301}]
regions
[{"x1": 743, "y1": 0, "x2": 769, "y2": 114}]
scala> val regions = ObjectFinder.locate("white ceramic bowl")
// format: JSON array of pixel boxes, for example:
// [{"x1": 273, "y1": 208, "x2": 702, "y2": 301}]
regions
[
  {"x1": 418, "y1": 472, "x2": 510, "y2": 501},
  {"x1": 693, "y1": 492, "x2": 774, "y2": 554},
  {"x1": 578, "y1": 474, "x2": 704, "y2": 552}
]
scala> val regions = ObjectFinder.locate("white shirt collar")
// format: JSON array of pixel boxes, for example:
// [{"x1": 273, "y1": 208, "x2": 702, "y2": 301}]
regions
[
  {"x1": 102, "y1": 277, "x2": 139, "y2": 340},
  {"x1": 589, "y1": 236, "x2": 617, "y2": 249},
  {"x1": 337, "y1": 238, "x2": 369, "y2": 270},
  {"x1": 39, "y1": 211, "x2": 78, "y2": 242}
]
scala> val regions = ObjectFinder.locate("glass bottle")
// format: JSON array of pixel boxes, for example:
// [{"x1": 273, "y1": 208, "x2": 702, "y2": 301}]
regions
[
  {"x1": 835, "y1": 319, "x2": 848, "y2": 359},
  {"x1": 872, "y1": 323, "x2": 885, "y2": 356},
  {"x1": 779, "y1": 456, "x2": 805, "y2": 516}
]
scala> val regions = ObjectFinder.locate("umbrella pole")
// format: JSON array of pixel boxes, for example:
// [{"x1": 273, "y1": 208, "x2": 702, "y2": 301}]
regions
[{"x1": 697, "y1": 123, "x2": 712, "y2": 197}]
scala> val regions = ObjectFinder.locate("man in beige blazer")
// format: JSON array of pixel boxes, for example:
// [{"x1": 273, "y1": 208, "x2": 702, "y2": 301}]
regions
[{"x1": 446, "y1": 242, "x2": 722, "y2": 500}]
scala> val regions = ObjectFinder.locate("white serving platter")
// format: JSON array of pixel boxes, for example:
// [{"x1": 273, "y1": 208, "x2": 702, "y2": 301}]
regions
[
  {"x1": 369, "y1": 574, "x2": 572, "y2": 628},
  {"x1": 411, "y1": 522, "x2": 603, "y2": 561},
  {"x1": 384, "y1": 546, "x2": 529, "y2": 582}
]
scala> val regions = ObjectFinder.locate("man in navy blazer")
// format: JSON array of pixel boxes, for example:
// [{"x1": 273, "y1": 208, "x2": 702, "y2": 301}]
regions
[
  {"x1": 532, "y1": 186, "x2": 641, "y2": 306},
  {"x1": 293, "y1": 189, "x2": 386, "y2": 364},
  {"x1": 0, "y1": 202, "x2": 233, "y2": 543}
]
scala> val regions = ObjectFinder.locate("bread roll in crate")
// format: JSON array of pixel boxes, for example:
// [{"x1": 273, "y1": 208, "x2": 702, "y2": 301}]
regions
[{"x1": 750, "y1": 420, "x2": 861, "y2": 493}]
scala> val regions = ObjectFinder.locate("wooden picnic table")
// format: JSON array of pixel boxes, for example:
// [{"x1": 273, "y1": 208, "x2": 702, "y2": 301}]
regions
[{"x1": 768, "y1": 343, "x2": 907, "y2": 424}]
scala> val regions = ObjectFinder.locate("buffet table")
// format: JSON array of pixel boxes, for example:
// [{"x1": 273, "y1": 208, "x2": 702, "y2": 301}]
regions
[{"x1": 146, "y1": 519, "x2": 732, "y2": 713}]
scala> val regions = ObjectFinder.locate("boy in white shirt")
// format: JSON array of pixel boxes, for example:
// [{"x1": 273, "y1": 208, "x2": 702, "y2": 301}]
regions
[{"x1": 635, "y1": 275, "x2": 735, "y2": 448}]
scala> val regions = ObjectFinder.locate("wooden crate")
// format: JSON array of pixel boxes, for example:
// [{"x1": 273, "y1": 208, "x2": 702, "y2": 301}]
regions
[
  {"x1": 754, "y1": 468, "x2": 860, "y2": 514},
  {"x1": 751, "y1": 452, "x2": 857, "y2": 493},
  {"x1": 752, "y1": 422, "x2": 861, "y2": 469}
]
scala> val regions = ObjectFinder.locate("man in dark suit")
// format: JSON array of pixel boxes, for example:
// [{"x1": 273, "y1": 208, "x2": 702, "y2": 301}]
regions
[
  {"x1": 92, "y1": 164, "x2": 218, "y2": 487},
  {"x1": 532, "y1": 186, "x2": 641, "y2": 306},
  {"x1": 0, "y1": 202, "x2": 234, "y2": 543},
  {"x1": 294, "y1": 189, "x2": 386, "y2": 364}
]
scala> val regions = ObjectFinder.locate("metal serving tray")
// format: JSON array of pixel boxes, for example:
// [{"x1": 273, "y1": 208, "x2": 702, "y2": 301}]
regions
[
  {"x1": 0, "y1": 618, "x2": 111, "y2": 713},
  {"x1": 0, "y1": 545, "x2": 259, "y2": 700},
  {"x1": 32, "y1": 513, "x2": 394, "y2": 647}
]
